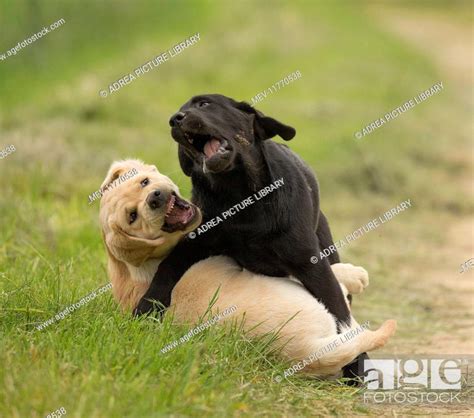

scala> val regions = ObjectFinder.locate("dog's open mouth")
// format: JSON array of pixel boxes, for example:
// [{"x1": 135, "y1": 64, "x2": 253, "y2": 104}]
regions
[
  {"x1": 183, "y1": 132, "x2": 231, "y2": 160},
  {"x1": 161, "y1": 193, "x2": 197, "y2": 233}
]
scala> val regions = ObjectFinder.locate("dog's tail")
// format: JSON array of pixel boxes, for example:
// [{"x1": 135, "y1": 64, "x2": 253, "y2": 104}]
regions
[{"x1": 303, "y1": 319, "x2": 397, "y2": 377}]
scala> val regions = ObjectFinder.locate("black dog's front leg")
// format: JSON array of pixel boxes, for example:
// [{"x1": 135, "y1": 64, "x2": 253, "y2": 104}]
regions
[{"x1": 133, "y1": 238, "x2": 211, "y2": 316}]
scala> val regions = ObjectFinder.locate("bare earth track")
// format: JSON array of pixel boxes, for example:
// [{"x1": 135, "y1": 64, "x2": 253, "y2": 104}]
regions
[
  {"x1": 377, "y1": 6, "x2": 474, "y2": 356},
  {"x1": 368, "y1": 6, "x2": 474, "y2": 416}
]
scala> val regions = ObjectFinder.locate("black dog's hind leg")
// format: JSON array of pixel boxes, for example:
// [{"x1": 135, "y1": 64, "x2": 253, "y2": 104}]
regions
[
  {"x1": 288, "y1": 237, "x2": 368, "y2": 384},
  {"x1": 316, "y1": 212, "x2": 371, "y2": 384},
  {"x1": 316, "y1": 213, "x2": 370, "y2": 385},
  {"x1": 288, "y1": 238, "x2": 351, "y2": 326},
  {"x1": 342, "y1": 352, "x2": 369, "y2": 386},
  {"x1": 316, "y1": 211, "x2": 340, "y2": 265}
]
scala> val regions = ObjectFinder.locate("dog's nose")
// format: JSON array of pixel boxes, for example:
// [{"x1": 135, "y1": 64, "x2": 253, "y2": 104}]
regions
[
  {"x1": 146, "y1": 189, "x2": 165, "y2": 210},
  {"x1": 169, "y1": 111, "x2": 186, "y2": 127}
]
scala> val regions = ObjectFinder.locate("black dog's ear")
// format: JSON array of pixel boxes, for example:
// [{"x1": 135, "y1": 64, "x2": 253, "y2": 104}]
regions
[
  {"x1": 235, "y1": 101, "x2": 296, "y2": 141},
  {"x1": 178, "y1": 145, "x2": 195, "y2": 177},
  {"x1": 257, "y1": 115, "x2": 296, "y2": 141}
]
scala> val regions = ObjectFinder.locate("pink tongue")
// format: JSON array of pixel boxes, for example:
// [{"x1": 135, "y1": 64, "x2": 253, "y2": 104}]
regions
[
  {"x1": 166, "y1": 206, "x2": 192, "y2": 225},
  {"x1": 204, "y1": 139, "x2": 220, "y2": 158}
]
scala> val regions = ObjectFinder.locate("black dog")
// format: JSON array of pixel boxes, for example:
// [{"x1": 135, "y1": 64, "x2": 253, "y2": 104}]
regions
[
  {"x1": 136, "y1": 94, "x2": 350, "y2": 324},
  {"x1": 136, "y1": 93, "x2": 368, "y2": 382}
]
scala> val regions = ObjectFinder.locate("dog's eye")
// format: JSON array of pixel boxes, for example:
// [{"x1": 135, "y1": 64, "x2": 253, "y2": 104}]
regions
[
  {"x1": 140, "y1": 178, "x2": 149, "y2": 187},
  {"x1": 198, "y1": 101, "x2": 210, "y2": 108},
  {"x1": 129, "y1": 211, "x2": 138, "y2": 224}
]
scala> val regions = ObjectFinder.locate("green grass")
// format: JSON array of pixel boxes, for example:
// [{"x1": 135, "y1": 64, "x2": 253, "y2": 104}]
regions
[{"x1": 0, "y1": 0, "x2": 472, "y2": 416}]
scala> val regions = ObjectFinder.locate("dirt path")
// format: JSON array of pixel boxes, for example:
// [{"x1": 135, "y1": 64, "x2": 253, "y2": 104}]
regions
[
  {"x1": 375, "y1": 4, "x2": 474, "y2": 357},
  {"x1": 429, "y1": 219, "x2": 474, "y2": 354},
  {"x1": 378, "y1": 10, "x2": 473, "y2": 86}
]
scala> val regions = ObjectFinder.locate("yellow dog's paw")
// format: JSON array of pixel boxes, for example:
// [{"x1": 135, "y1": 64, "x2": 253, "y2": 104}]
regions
[{"x1": 331, "y1": 263, "x2": 369, "y2": 294}]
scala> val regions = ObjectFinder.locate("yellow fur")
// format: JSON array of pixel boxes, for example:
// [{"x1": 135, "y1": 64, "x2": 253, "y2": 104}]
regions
[{"x1": 100, "y1": 159, "x2": 397, "y2": 377}]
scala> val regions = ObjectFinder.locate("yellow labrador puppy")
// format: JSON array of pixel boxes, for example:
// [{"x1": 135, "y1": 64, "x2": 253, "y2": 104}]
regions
[{"x1": 100, "y1": 159, "x2": 396, "y2": 377}]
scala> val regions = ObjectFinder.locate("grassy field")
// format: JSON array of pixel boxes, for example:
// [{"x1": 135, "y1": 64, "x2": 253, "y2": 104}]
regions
[{"x1": 0, "y1": 0, "x2": 473, "y2": 416}]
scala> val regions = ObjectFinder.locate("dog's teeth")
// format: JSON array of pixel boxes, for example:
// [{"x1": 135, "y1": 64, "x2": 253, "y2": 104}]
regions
[{"x1": 166, "y1": 196, "x2": 176, "y2": 216}]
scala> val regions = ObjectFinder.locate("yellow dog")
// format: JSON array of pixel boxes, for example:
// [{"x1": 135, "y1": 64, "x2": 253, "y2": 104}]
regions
[{"x1": 99, "y1": 159, "x2": 396, "y2": 377}]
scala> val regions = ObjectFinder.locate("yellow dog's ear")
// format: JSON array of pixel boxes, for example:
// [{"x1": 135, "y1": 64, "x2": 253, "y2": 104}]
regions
[
  {"x1": 101, "y1": 159, "x2": 159, "y2": 191},
  {"x1": 105, "y1": 223, "x2": 165, "y2": 267}
]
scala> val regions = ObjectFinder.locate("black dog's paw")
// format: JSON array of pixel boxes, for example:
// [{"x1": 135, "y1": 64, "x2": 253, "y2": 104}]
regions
[
  {"x1": 341, "y1": 353, "x2": 368, "y2": 387},
  {"x1": 133, "y1": 298, "x2": 156, "y2": 317}
]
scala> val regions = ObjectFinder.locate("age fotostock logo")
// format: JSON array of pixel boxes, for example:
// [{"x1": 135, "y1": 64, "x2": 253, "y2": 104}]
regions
[{"x1": 362, "y1": 357, "x2": 472, "y2": 404}]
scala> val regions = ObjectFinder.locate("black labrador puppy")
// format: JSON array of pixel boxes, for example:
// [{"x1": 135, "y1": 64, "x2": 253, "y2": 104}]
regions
[
  {"x1": 136, "y1": 94, "x2": 349, "y2": 324},
  {"x1": 136, "y1": 93, "x2": 368, "y2": 382}
]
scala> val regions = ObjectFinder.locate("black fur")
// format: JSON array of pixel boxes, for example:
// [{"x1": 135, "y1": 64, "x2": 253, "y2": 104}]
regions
[
  {"x1": 136, "y1": 94, "x2": 349, "y2": 323},
  {"x1": 135, "y1": 94, "x2": 367, "y2": 383}
]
